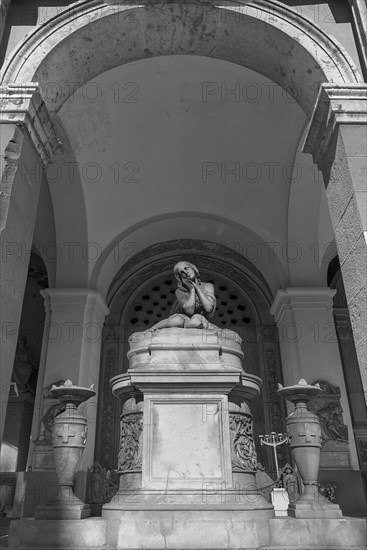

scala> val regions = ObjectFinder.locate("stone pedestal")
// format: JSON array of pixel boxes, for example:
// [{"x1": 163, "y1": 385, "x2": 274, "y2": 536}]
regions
[
  {"x1": 271, "y1": 487, "x2": 289, "y2": 517},
  {"x1": 102, "y1": 327, "x2": 274, "y2": 530},
  {"x1": 34, "y1": 381, "x2": 95, "y2": 520},
  {"x1": 277, "y1": 380, "x2": 343, "y2": 519}
]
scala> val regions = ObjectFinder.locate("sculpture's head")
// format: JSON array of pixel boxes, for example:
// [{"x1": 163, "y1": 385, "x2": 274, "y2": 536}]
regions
[{"x1": 174, "y1": 261, "x2": 201, "y2": 289}]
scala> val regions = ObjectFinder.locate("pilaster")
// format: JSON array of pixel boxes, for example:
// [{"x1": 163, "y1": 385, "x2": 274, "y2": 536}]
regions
[
  {"x1": 0, "y1": 84, "x2": 60, "y2": 441},
  {"x1": 303, "y1": 84, "x2": 367, "y2": 402},
  {"x1": 270, "y1": 288, "x2": 359, "y2": 470},
  {"x1": 41, "y1": 289, "x2": 109, "y2": 469},
  {"x1": 271, "y1": 288, "x2": 335, "y2": 383}
]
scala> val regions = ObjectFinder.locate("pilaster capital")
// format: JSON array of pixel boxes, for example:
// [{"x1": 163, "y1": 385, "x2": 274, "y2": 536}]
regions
[
  {"x1": 43, "y1": 288, "x2": 109, "y2": 323},
  {"x1": 270, "y1": 287, "x2": 336, "y2": 324},
  {"x1": 0, "y1": 83, "x2": 61, "y2": 165},
  {"x1": 303, "y1": 83, "x2": 367, "y2": 170}
]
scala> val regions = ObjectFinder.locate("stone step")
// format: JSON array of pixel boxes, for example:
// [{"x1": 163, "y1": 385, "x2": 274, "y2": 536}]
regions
[{"x1": 7, "y1": 516, "x2": 367, "y2": 550}]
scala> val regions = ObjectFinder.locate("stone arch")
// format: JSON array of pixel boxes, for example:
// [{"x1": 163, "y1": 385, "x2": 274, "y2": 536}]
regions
[
  {"x1": 1, "y1": 0, "x2": 362, "y2": 117},
  {"x1": 95, "y1": 240, "x2": 288, "y2": 473},
  {"x1": 90, "y1": 212, "x2": 288, "y2": 298},
  {"x1": 106, "y1": 239, "x2": 274, "y2": 321}
]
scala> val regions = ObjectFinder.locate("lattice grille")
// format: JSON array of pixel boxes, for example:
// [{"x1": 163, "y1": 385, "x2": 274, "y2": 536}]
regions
[{"x1": 125, "y1": 271, "x2": 252, "y2": 333}]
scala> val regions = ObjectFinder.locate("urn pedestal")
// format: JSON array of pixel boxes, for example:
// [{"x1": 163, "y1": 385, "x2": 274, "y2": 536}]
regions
[
  {"x1": 35, "y1": 381, "x2": 95, "y2": 519},
  {"x1": 277, "y1": 379, "x2": 342, "y2": 519},
  {"x1": 102, "y1": 328, "x2": 274, "y2": 548}
]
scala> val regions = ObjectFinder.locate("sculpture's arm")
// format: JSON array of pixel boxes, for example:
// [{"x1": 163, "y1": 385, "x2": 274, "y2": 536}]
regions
[
  {"x1": 192, "y1": 282, "x2": 216, "y2": 317},
  {"x1": 179, "y1": 286, "x2": 197, "y2": 317}
]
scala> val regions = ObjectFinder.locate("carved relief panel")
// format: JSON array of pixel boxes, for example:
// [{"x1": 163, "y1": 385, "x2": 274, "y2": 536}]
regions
[
  {"x1": 229, "y1": 412, "x2": 257, "y2": 472},
  {"x1": 118, "y1": 398, "x2": 144, "y2": 473},
  {"x1": 308, "y1": 381, "x2": 350, "y2": 469}
]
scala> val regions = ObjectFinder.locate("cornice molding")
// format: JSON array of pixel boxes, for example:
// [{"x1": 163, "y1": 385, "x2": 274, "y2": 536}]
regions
[
  {"x1": 303, "y1": 83, "x2": 367, "y2": 170},
  {"x1": 43, "y1": 288, "x2": 109, "y2": 321},
  {"x1": 270, "y1": 287, "x2": 337, "y2": 324},
  {"x1": 0, "y1": 83, "x2": 61, "y2": 165}
]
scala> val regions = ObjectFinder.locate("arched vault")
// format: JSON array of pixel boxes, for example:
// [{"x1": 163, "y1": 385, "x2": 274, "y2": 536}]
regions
[{"x1": 1, "y1": 0, "x2": 362, "y2": 117}]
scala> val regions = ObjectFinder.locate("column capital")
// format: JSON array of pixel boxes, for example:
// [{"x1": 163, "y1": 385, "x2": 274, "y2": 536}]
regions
[
  {"x1": 43, "y1": 288, "x2": 109, "y2": 321},
  {"x1": 0, "y1": 83, "x2": 61, "y2": 165},
  {"x1": 303, "y1": 83, "x2": 367, "y2": 170},
  {"x1": 270, "y1": 287, "x2": 336, "y2": 324}
]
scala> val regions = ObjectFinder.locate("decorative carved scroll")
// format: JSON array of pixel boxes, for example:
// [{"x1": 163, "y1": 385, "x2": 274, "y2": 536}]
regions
[
  {"x1": 118, "y1": 412, "x2": 143, "y2": 472},
  {"x1": 229, "y1": 413, "x2": 257, "y2": 472}
]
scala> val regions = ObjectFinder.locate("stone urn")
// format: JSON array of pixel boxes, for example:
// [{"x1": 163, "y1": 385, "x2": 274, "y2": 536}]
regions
[
  {"x1": 35, "y1": 379, "x2": 95, "y2": 519},
  {"x1": 277, "y1": 379, "x2": 342, "y2": 518}
]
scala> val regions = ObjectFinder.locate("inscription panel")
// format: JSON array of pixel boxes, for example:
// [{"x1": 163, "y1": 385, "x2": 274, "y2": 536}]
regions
[{"x1": 143, "y1": 395, "x2": 232, "y2": 489}]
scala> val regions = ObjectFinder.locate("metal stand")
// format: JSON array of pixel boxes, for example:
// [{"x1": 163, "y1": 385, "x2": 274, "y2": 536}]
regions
[{"x1": 259, "y1": 432, "x2": 288, "y2": 479}]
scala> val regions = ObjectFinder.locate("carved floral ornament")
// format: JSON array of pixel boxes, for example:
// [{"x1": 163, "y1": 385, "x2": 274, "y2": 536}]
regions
[
  {"x1": 229, "y1": 413, "x2": 257, "y2": 472},
  {"x1": 118, "y1": 412, "x2": 143, "y2": 472}
]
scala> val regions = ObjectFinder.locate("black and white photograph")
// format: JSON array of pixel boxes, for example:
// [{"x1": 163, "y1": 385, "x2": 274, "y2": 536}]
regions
[{"x1": 0, "y1": 1, "x2": 366, "y2": 548}]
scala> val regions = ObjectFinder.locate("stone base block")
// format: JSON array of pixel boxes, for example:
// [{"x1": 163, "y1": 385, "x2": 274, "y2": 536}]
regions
[
  {"x1": 271, "y1": 488, "x2": 289, "y2": 517},
  {"x1": 287, "y1": 500, "x2": 343, "y2": 519},
  {"x1": 267, "y1": 517, "x2": 367, "y2": 549},
  {"x1": 110, "y1": 515, "x2": 366, "y2": 549},
  {"x1": 34, "y1": 501, "x2": 91, "y2": 519},
  {"x1": 7, "y1": 515, "x2": 367, "y2": 549},
  {"x1": 8, "y1": 518, "x2": 108, "y2": 548},
  {"x1": 102, "y1": 488, "x2": 274, "y2": 516},
  {"x1": 109, "y1": 511, "x2": 265, "y2": 549}
]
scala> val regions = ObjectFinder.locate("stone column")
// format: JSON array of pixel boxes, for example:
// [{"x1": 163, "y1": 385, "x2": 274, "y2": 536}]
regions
[
  {"x1": 0, "y1": 84, "x2": 59, "y2": 441},
  {"x1": 40, "y1": 289, "x2": 109, "y2": 468},
  {"x1": 304, "y1": 84, "x2": 367, "y2": 402},
  {"x1": 270, "y1": 288, "x2": 359, "y2": 469}
]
